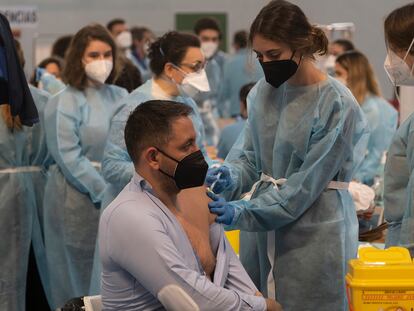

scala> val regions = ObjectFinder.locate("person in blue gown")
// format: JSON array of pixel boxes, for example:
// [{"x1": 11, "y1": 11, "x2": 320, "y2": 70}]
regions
[
  {"x1": 218, "y1": 31, "x2": 263, "y2": 117},
  {"x1": 206, "y1": 1, "x2": 369, "y2": 310},
  {"x1": 42, "y1": 24, "x2": 127, "y2": 309},
  {"x1": 335, "y1": 50, "x2": 398, "y2": 186},
  {"x1": 383, "y1": 3, "x2": 414, "y2": 256},
  {"x1": 217, "y1": 83, "x2": 255, "y2": 159}
]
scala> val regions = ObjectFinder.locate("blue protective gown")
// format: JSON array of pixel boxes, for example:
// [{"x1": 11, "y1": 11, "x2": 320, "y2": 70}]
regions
[
  {"x1": 0, "y1": 111, "x2": 32, "y2": 311},
  {"x1": 28, "y1": 86, "x2": 50, "y2": 210},
  {"x1": 128, "y1": 51, "x2": 152, "y2": 82},
  {"x1": 38, "y1": 72, "x2": 66, "y2": 95},
  {"x1": 384, "y1": 112, "x2": 414, "y2": 256},
  {"x1": 218, "y1": 49, "x2": 263, "y2": 117},
  {"x1": 0, "y1": 86, "x2": 49, "y2": 310},
  {"x1": 27, "y1": 86, "x2": 53, "y2": 306},
  {"x1": 42, "y1": 84, "x2": 127, "y2": 309},
  {"x1": 194, "y1": 57, "x2": 222, "y2": 146},
  {"x1": 353, "y1": 95, "x2": 398, "y2": 185},
  {"x1": 222, "y1": 77, "x2": 369, "y2": 311},
  {"x1": 213, "y1": 50, "x2": 228, "y2": 72},
  {"x1": 89, "y1": 78, "x2": 209, "y2": 294},
  {"x1": 217, "y1": 118, "x2": 246, "y2": 160}
]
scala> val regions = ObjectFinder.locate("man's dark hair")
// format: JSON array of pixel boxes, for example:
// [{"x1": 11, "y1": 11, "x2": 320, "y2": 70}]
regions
[
  {"x1": 114, "y1": 58, "x2": 142, "y2": 93},
  {"x1": 239, "y1": 82, "x2": 256, "y2": 104},
  {"x1": 234, "y1": 30, "x2": 248, "y2": 49},
  {"x1": 131, "y1": 26, "x2": 150, "y2": 41},
  {"x1": 51, "y1": 35, "x2": 73, "y2": 59},
  {"x1": 106, "y1": 18, "x2": 126, "y2": 32},
  {"x1": 193, "y1": 17, "x2": 221, "y2": 36},
  {"x1": 332, "y1": 39, "x2": 355, "y2": 52},
  {"x1": 125, "y1": 100, "x2": 193, "y2": 164},
  {"x1": 148, "y1": 31, "x2": 200, "y2": 77}
]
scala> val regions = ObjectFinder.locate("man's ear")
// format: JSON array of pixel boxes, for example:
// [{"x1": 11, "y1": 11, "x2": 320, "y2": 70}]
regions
[{"x1": 143, "y1": 147, "x2": 160, "y2": 170}]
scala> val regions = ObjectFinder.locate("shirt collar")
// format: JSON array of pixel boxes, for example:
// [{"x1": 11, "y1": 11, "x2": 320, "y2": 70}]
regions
[
  {"x1": 151, "y1": 79, "x2": 173, "y2": 100},
  {"x1": 133, "y1": 171, "x2": 154, "y2": 194}
]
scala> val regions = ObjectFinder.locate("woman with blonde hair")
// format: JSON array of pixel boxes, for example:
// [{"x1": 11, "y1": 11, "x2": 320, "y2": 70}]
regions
[{"x1": 335, "y1": 50, "x2": 398, "y2": 185}]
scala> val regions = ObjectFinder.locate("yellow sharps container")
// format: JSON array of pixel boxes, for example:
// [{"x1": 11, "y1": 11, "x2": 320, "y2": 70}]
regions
[
  {"x1": 346, "y1": 247, "x2": 414, "y2": 311},
  {"x1": 225, "y1": 230, "x2": 240, "y2": 255}
]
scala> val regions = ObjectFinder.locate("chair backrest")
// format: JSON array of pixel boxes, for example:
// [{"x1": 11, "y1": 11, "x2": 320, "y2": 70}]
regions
[{"x1": 83, "y1": 295, "x2": 102, "y2": 311}]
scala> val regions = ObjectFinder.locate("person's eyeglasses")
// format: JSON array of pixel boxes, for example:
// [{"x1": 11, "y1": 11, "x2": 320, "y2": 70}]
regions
[{"x1": 179, "y1": 61, "x2": 207, "y2": 73}]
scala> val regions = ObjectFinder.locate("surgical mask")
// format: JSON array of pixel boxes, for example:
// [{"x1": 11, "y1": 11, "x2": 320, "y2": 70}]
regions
[
  {"x1": 260, "y1": 53, "x2": 299, "y2": 88},
  {"x1": 157, "y1": 149, "x2": 209, "y2": 190},
  {"x1": 84, "y1": 59, "x2": 113, "y2": 84},
  {"x1": 173, "y1": 65, "x2": 210, "y2": 98},
  {"x1": 201, "y1": 41, "x2": 218, "y2": 59},
  {"x1": 116, "y1": 31, "x2": 132, "y2": 49},
  {"x1": 384, "y1": 38, "x2": 414, "y2": 86}
]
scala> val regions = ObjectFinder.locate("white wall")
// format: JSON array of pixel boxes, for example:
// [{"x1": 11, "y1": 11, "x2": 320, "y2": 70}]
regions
[
  {"x1": 2, "y1": 0, "x2": 412, "y2": 99},
  {"x1": 290, "y1": 0, "x2": 412, "y2": 100}
]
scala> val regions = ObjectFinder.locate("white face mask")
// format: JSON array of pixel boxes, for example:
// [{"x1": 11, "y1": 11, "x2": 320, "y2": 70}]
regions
[
  {"x1": 116, "y1": 31, "x2": 132, "y2": 49},
  {"x1": 384, "y1": 37, "x2": 414, "y2": 86},
  {"x1": 84, "y1": 59, "x2": 113, "y2": 84},
  {"x1": 175, "y1": 67, "x2": 210, "y2": 98},
  {"x1": 201, "y1": 41, "x2": 219, "y2": 59}
]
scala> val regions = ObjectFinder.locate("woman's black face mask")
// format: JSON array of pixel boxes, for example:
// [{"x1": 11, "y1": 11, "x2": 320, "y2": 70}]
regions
[{"x1": 260, "y1": 52, "x2": 299, "y2": 88}]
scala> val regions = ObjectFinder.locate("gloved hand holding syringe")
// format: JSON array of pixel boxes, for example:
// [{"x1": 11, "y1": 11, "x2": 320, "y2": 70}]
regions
[{"x1": 205, "y1": 166, "x2": 234, "y2": 194}]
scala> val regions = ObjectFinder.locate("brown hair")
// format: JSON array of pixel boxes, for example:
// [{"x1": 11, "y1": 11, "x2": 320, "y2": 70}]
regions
[
  {"x1": 51, "y1": 35, "x2": 73, "y2": 59},
  {"x1": 384, "y1": 3, "x2": 414, "y2": 54},
  {"x1": 63, "y1": 23, "x2": 119, "y2": 90},
  {"x1": 336, "y1": 50, "x2": 381, "y2": 104},
  {"x1": 2, "y1": 40, "x2": 23, "y2": 131},
  {"x1": 125, "y1": 100, "x2": 193, "y2": 163},
  {"x1": 249, "y1": 0, "x2": 328, "y2": 58},
  {"x1": 148, "y1": 31, "x2": 200, "y2": 77}
]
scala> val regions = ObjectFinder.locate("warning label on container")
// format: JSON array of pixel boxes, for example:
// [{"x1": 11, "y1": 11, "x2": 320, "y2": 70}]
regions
[
  {"x1": 363, "y1": 291, "x2": 414, "y2": 302},
  {"x1": 360, "y1": 290, "x2": 414, "y2": 310}
]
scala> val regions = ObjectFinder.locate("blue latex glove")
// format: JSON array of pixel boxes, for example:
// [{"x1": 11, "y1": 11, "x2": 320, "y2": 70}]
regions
[
  {"x1": 205, "y1": 166, "x2": 234, "y2": 194},
  {"x1": 35, "y1": 67, "x2": 46, "y2": 82},
  {"x1": 207, "y1": 191, "x2": 236, "y2": 225}
]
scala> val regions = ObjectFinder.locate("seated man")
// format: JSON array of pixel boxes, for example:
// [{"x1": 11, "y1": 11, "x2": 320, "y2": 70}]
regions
[{"x1": 99, "y1": 100, "x2": 281, "y2": 310}]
